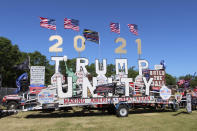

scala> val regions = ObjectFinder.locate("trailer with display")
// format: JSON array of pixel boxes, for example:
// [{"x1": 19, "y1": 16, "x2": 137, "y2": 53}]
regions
[{"x1": 20, "y1": 55, "x2": 179, "y2": 117}]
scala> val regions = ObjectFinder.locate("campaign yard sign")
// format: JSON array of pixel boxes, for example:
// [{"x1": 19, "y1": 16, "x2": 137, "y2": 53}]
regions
[
  {"x1": 30, "y1": 66, "x2": 45, "y2": 86},
  {"x1": 160, "y1": 86, "x2": 171, "y2": 100},
  {"x1": 149, "y1": 70, "x2": 165, "y2": 91}
]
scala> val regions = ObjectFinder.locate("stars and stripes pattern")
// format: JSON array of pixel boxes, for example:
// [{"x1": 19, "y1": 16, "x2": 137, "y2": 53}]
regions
[
  {"x1": 110, "y1": 22, "x2": 120, "y2": 34},
  {"x1": 64, "y1": 18, "x2": 79, "y2": 31},
  {"x1": 40, "y1": 17, "x2": 56, "y2": 30},
  {"x1": 128, "y1": 24, "x2": 138, "y2": 35}
]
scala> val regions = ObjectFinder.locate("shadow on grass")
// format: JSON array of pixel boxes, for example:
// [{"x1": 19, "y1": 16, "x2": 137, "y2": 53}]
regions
[
  {"x1": 172, "y1": 111, "x2": 191, "y2": 116},
  {"x1": 129, "y1": 108, "x2": 174, "y2": 114},
  {"x1": 25, "y1": 110, "x2": 111, "y2": 118},
  {"x1": 25, "y1": 108, "x2": 174, "y2": 119}
]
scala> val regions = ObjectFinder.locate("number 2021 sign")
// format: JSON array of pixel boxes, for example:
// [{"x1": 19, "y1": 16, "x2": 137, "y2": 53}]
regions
[{"x1": 49, "y1": 35, "x2": 142, "y2": 55}]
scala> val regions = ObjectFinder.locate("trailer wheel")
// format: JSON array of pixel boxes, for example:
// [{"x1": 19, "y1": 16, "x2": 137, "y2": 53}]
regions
[
  {"x1": 7, "y1": 101, "x2": 18, "y2": 110},
  {"x1": 116, "y1": 105, "x2": 129, "y2": 117}
]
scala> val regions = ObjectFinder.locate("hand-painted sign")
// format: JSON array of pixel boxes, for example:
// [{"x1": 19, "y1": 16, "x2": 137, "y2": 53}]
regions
[
  {"x1": 149, "y1": 70, "x2": 165, "y2": 91},
  {"x1": 30, "y1": 66, "x2": 45, "y2": 86},
  {"x1": 62, "y1": 96, "x2": 154, "y2": 105},
  {"x1": 160, "y1": 86, "x2": 171, "y2": 100}
]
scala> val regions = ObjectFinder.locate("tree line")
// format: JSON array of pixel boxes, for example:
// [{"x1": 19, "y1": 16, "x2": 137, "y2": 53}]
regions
[{"x1": 0, "y1": 37, "x2": 195, "y2": 88}]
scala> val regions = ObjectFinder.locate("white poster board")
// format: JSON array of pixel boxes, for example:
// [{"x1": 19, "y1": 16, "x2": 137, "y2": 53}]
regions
[{"x1": 30, "y1": 66, "x2": 45, "y2": 86}]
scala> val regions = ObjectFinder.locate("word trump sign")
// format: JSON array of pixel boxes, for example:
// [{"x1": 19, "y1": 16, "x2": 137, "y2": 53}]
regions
[{"x1": 149, "y1": 70, "x2": 165, "y2": 91}]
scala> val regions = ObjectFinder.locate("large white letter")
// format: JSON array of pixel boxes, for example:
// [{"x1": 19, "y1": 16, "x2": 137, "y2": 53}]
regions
[
  {"x1": 143, "y1": 77, "x2": 153, "y2": 96},
  {"x1": 51, "y1": 56, "x2": 67, "y2": 73},
  {"x1": 57, "y1": 77, "x2": 72, "y2": 98},
  {"x1": 76, "y1": 58, "x2": 89, "y2": 74},
  {"x1": 95, "y1": 59, "x2": 107, "y2": 75},
  {"x1": 82, "y1": 77, "x2": 98, "y2": 98},
  {"x1": 115, "y1": 59, "x2": 128, "y2": 75},
  {"x1": 138, "y1": 60, "x2": 149, "y2": 75},
  {"x1": 95, "y1": 59, "x2": 107, "y2": 85},
  {"x1": 121, "y1": 78, "x2": 133, "y2": 96}
]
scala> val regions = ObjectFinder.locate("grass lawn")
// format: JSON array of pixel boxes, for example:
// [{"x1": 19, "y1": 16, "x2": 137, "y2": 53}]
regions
[{"x1": 0, "y1": 108, "x2": 197, "y2": 131}]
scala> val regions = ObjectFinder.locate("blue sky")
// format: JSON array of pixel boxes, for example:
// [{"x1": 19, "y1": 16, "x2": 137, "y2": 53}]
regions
[{"x1": 0, "y1": 0, "x2": 197, "y2": 77}]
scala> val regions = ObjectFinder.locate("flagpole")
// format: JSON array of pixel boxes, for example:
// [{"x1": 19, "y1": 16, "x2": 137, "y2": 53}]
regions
[
  {"x1": 78, "y1": 52, "x2": 80, "y2": 58},
  {"x1": 78, "y1": 28, "x2": 80, "y2": 58},
  {"x1": 28, "y1": 55, "x2": 31, "y2": 69},
  {"x1": 98, "y1": 32, "x2": 101, "y2": 59},
  {"x1": 119, "y1": 23, "x2": 121, "y2": 59}
]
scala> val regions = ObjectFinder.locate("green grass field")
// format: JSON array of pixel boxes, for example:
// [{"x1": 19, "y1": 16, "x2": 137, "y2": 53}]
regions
[{"x1": 0, "y1": 108, "x2": 197, "y2": 131}]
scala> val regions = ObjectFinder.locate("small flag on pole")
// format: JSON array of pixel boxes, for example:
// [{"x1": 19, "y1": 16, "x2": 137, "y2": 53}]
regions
[
  {"x1": 40, "y1": 17, "x2": 56, "y2": 30},
  {"x1": 128, "y1": 24, "x2": 138, "y2": 35},
  {"x1": 110, "y1": 22, "x2": 120, "y2": 34},
  {"x1": 64, "y1": 18, "x2": 79, "y2": 31},
  {"x1": 83, "y1": 29, "x2": 99, "y2": 44}
]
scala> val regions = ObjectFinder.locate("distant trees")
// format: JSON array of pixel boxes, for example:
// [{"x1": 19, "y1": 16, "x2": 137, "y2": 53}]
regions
[
  {"x1": 0, "y1": 37, "x2": 23, "y2": 87},
  {"x1": 0, "y1": 37, "x2": 53, "y2": 87},
  {"x1": 28, "y1": 51, "x2": 54, "y2": 85},
  {"x1": 165, "y1": 73, "x2": 176, "y2": 86},
  {"x1": 178, "y1": 74, "x2": 197, "y2": 88}
]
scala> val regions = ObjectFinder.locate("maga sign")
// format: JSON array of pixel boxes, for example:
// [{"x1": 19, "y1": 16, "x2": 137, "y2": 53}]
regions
[{"x1": 160, "y1": 86, "x2": 171, "y2": 100}]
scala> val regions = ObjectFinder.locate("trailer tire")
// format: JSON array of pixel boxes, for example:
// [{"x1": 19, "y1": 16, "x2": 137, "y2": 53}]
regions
[
  {"x1": 7, "y1": 101, "x2": 18, "y2": 110},
  {"x1": 116, "y1": 105, "x2": 129, "y2": 117}
]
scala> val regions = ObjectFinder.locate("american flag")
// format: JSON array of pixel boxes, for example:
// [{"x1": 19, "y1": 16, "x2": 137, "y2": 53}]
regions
[
  {"x1": 128, "y1": 24, "x2": 138, "y2": 35},
  {"x1": 110, "y1": 22, "x2": 120, "y2": 34},
  {"x1": 40, "y1": 17, "x2": 56, "y2": 30},
  {"x1": 64, "y1": 18, "x2": 79, "y2": 31}
]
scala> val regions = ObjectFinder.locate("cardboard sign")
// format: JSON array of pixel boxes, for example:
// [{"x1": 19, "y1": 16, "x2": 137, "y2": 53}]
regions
[
  {"x1": 149, "y1": 70, "x2": 165, "y2": 90},
  {"x1": 30, "y1": 66, "x2": 45, "y2": 86},
  {"x1": 160, "y1": 86, "x2": 171, "y2": 100}
]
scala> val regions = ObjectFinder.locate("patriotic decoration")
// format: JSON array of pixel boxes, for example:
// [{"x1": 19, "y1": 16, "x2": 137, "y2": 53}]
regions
[
  {"x1": 64, "y1": 18, "x2": 79, "y2": 31},
  {"x1": 40, "y1": 17, "x2": 56, "y2": 30},
  {"x1": 110, "y1": 22, "x2": 120, "y2": 34},
  {"x1": 83, "y1": 29, "x2": 99, "y2": 44},
  {"x1": 160, "y1": 60, "x2": 166, "y2": 69},
  {"x1": 128, "y1": 24, "x2": 138, "y2": 35}
]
